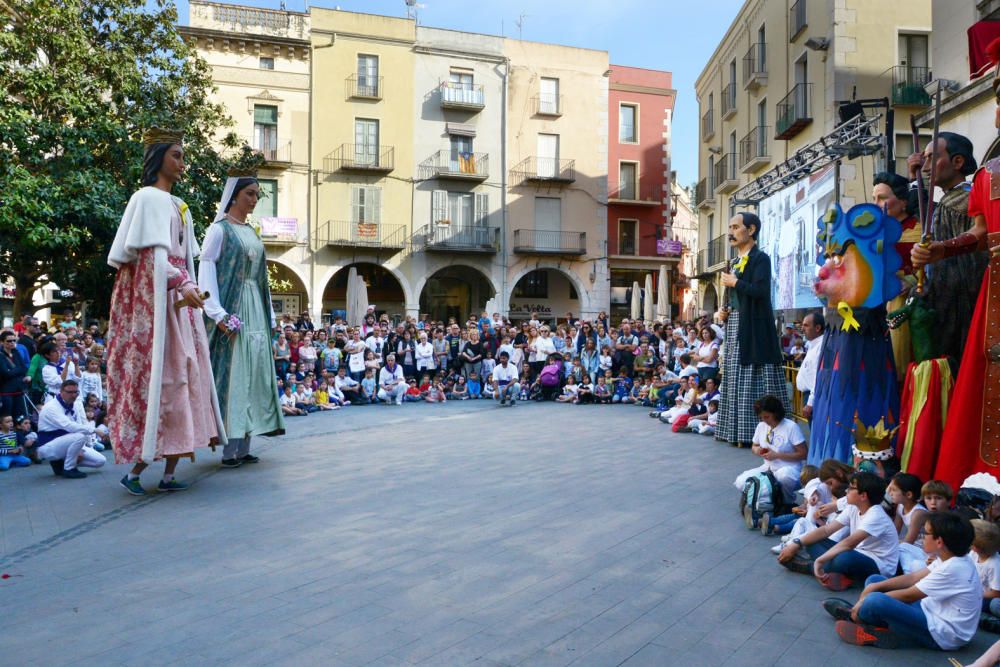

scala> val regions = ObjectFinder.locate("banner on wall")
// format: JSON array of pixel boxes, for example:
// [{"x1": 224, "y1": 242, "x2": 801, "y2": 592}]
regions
[
  {"x1": 756, "y1": 164, "x2": 835, "y2": 311},
  {"x1": 259, "y1": 217, "x2": 298, "y2": 237}
]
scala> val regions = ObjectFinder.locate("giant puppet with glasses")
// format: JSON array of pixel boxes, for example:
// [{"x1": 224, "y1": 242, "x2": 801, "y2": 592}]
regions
[{"x1": 105, "y1": 128, "x2": 226, "y2": 496}]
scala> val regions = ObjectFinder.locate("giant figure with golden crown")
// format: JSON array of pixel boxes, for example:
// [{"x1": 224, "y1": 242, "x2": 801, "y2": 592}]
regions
[{"x1": 105, "y1": 129, "x2": 226, "y2": 495}]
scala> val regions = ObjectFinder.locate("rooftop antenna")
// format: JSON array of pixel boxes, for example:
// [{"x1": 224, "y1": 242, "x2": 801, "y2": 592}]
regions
[
  {"x1": 405, "y1": 0, "x2": 425, "y2": 23},
  {"x1": 515, "y1": 13, "x2": 527, "y2": 40}
]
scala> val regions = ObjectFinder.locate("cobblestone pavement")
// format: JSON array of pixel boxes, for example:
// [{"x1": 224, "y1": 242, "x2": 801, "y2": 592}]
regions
[{"x1": 0, "y1": 401, "x2": 993, "y2": 666}]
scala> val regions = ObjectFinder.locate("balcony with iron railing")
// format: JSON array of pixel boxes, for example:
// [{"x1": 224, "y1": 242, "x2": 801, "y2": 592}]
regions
[
  {"x1": 317, "y1": 219, "x2": 407, "y2": 250},
  {"x1": 701, "y1": 108, "x2": 715, "y2": 140},
  {"x1": 253, "y1": 140, "x2": 292, "y2": 168},
  {"x1": 345, "y1": 74, "x2": 382, "y2": 100},
  {"x1": 740, "y1": 126, "x2": 770, "y2": 172},
  {"x1": 607, "y1": 181, "x2": 661, "y2": 206},
  {"x1": 421, "y1": 150, "x2": 489, "y2": 181},
  {"x1": 743, "y1": 43, "x2": 767, "y2": 90},
  {"x1": 617, "y1": 235, "x2": 637, "y2": 256},
  {"x1": 440, "y1": 81, "x2": 485, "y2": 111},
  {"x1": 789, "y1": 0, "x2": 807, "y2": 41},
  {"x1": 416, "y1": 224, "x2": 500, "y2": 254},
  {"x1": 511, "y1": 156, "x2": 575, "y2": 184},
  {"x1": 696, "y1": 233, "x2": 732, "y2": 274},
  {"x1": 533, "y1": 93, "x2": 563, "y2": 116},
  {"x1": 714, "y1": 153, "x2": 739, "y2": 194},
  {"x1": 890, "y1": 66, "x2": 933, "y2": 106},
  {"x1": 324, "y1": 144, "x2": 395, "y2": 173},
  {"x1": 775, "y1": 83, "x2": 813, "y2": 139},
  {"x1": 721, "y1": 82, "x2": 737, "y2": 120},
  {"x1": 695, "y1": 176, "x2": 716, "y2": 209},
  {"x1": 512, "y1": 229, "x2": 586, "y2": 255}
]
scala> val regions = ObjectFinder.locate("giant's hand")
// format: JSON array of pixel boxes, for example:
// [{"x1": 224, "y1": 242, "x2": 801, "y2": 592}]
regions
[
  {"x1": 910, "y1": 242, "x2": 943, "y2": 270},
  {"x1": 720, "y1": 272, "x2": 738, "y2": 288},
  {"x1": 180, "y1": 285, "x2": 205, "y2": 310}
]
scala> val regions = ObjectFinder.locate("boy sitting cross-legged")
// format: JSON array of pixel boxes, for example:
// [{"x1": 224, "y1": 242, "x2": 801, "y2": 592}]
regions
[
  {"x1": 822, "y1": 511, "x2": 981, "y2": 651},
  {"x1": 777, "y1": 471, "x2": 899, "y2": 592}
]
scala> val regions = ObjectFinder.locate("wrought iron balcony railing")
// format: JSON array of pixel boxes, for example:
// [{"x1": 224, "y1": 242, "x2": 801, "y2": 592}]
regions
[
  {"x1": 512, "y1": 229, "x2": 586, "y2": 255},
  {"x1": 324, "y1": 144, "x2": 395, "y2": 173},
  {"x1": 317, "y1": 220, "x2": 407, "y2": 250}
]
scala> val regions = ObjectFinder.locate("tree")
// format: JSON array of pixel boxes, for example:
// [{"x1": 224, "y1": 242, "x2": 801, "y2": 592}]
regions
[{"x1": 0, "y1": 0, "x2": 254, "y2": 318}]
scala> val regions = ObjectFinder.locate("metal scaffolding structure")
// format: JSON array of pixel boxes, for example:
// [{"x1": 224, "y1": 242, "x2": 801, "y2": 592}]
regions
[{"x1": 731, "y1": 113, "x2": 887, "y2": 206}]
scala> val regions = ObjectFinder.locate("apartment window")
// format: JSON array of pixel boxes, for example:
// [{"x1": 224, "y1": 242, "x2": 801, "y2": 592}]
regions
[
  {"x1": 259, "y1": 56, "x2": 274, "y2": 70},
  {"x1": 619, "y1": 104, "x2": 637, "y2": 143},
  {"x1": 708, "y1": 213, "x2": 714, "y2": 241},
  {"x1": 708, "y1": 91, "x2": 714, "y2": 112},
  {"x1": 537, "y1": 133, "x2": 560, "y2": 178},
  {"x1": 619, "y1": 162, "x2": 637, "y2": 200},
  {"x1": 357, "y1": 54, "x2": 379, "y2": 96},
  {"x1": 618, "y1": 219, "x2": 637, "y2": 256},
  {"x1": 351, "y1": 185, "x2": 382, "y2": 224},
  {"x1": 432, "y1": 190, "x2": 489, "y2": 226},
  {"x1": 899, "y1": 33, "x2": 929, "y2": 70},
  {"x1": 354, "y1": 118, "x2": 379, "y2": 165},
  {"x1": 514, "y1": 271, "x2": 548, "y2": 298},
  {"x1": 449, "y1": 70, "x2": 473, "y2": 89},
  {"x1": 253, "y1": 105, "x2": 278, "y2": 160},
  {"x1": 539, "y1": 77, "x2": 560, "y2": 114},
  {"x1": 257, "y1": 179, "x2": 277, "y2": 218},
  {"x1": 729, "y1": 59, "x2": 736, "y2": 85},
  {"x1": 533, "y1": 196, "x2": 562, "y2": 252}
]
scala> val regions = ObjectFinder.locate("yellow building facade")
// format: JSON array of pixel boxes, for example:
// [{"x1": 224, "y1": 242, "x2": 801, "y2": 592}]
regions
[{"x1": 693, "y1": 0, "x2": 931, "y2": 316}]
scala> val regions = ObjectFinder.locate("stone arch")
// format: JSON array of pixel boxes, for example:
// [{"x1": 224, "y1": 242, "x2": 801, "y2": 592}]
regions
[
  {"x1": 266, "y1": 259, "x2": 311, "y2": 320},
  {"x1": 317, "y1": 260, "x2": 415, "y2": 308},
  {"x1": 416, "y1": 264, "x2": 498, "y2": 324},
  {"x1": 507, "y1": 263, "x2": 591, "y2": 319},
  {"x1": 701, "y1": 283, "x2": 718, "y2": 314},
  {"x1": 320, "y1": 262, "x2": 411, "y2": 322}
]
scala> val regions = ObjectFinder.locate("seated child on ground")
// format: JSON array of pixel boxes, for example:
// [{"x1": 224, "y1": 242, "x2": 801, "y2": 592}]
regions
[
  {"x1": 314, "y1": 382, "x2": 341, "y2": 411},
  {"x1": 899, "y1": 479, "x2": 952, "y2": 574},
  {"x1": 467, "y1": 372, "x2": 482, "y2": 399},
  {"x1": 279, "y1": 386, "x2": 307, "y2": 416},
  {"x1": 733, "y1": 394, "x2": 807, "y2": 499},
  {"x1": 768, "y1": 459, "x2": 853, "y2": 553},
  {"x1": 687, "y1": 399, "x2": 719, "y2": 435},
  {"x1": 827, "y1": 512, "x2": 980, "y2": 651},
  {"x1": 761, "y1": 465, "x2": 821, "y2": 537},
  {"x1": 0, "y1": 414, "x2": 31, "y2": 471},
  {"x1": 612, "y1": 369, "x2": 633, "y2": 403},
  {"x1": 361, "y1": 368, "x2": 378, "y2": 404},
  {"x1": 970, "y1": 519, "x2": 1000, "y2": 632},
  {"x1": 888, "y1": 473, "x2": 929, "y2": 573},
  {"x1": 556, "y1": 376, "x2": 578, "y2": 403},
  {"x1": 594, "y1": 375, "x2": 611, "y2": 404},
  {"x1": 450, "y1": 375, "x2": 469, "y2": 400},
  {"x1": 778, "y1": 471, "x2": 899, "y2": 592},
  {"x1": 575, "y1": 374, "x2": 595, "y2": 404},
  {"x1": 15, "y1": 415, "x2": 38, "y2": 463}
]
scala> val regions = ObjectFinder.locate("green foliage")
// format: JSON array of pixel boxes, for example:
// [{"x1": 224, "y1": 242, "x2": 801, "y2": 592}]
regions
[
  {"x1": 267, "y1": 263, "x2": 293, "y2": 293},
  {"x1": 0, "y1": 0, "x2": 255, "y2": 316}
]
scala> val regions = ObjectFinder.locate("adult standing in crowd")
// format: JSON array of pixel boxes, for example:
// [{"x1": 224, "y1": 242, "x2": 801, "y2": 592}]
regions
[
  {"x1": 198, "y1": 171, "x2": 285, "y2": 469},
  {"x1": 106, "y1": 128, "x2": 224, "y2": 496},
  {"x1": 0, "y1": 331, "x2": 30, "y2": 419},
  {"x1": 796, "y1": 311, "x2": 826, "y2": 421},
  {"x1": 717, "y1": 212, "x2": 789, "y2": 447}
]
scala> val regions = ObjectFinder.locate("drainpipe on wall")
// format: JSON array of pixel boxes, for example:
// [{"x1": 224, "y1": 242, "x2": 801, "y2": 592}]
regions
[
  {"x1": 500, "y1": 56, "x2": 510, "y2": 317},
  {"x1": 311, "y1": 35, "x2": 336, "y2": 323}
]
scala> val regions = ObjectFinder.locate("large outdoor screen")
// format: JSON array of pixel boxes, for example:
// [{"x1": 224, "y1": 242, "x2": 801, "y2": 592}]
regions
[{"x1": 756, "y1": 164, "x2": 836, "y2": 311}]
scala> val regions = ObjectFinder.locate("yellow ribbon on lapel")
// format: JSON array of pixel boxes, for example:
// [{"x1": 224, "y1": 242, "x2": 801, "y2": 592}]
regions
[
  {"x1": 733, "y1": 254, "x2": 749, "y2": 274},
  {"x1": 838, "y1": 301, "x2": 860, "y2": 332},
  {"x1": 178, "y1": 201, "x2": 190, "y2": 222}
]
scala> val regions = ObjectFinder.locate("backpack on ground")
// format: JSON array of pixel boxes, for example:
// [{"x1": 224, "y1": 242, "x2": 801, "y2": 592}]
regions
[
  {"x1": 539, "y1": 363, "x2": 562, "y2": 387},
  {"x1": 740, "y1": 470, "x2": 784, "y2": 530}
]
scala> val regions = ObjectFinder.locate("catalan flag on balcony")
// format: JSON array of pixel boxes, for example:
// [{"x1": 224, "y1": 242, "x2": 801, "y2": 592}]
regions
[{"x1": 458, "y1": 151, "x2": 476, "y2": 174}]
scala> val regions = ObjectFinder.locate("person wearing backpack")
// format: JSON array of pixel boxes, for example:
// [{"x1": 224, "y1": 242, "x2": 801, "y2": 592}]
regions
[
  {"x1": 535, "y1": 355, "x2": 563, "y2": 401},
  {"x1": 733, "y1": 394, "x2": 807, "y2": 499}
]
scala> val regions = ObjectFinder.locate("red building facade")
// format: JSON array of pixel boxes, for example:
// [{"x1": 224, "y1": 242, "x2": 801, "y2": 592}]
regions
[{"x1": 607, "y1": 65, "x2": 676, "y2": 320}]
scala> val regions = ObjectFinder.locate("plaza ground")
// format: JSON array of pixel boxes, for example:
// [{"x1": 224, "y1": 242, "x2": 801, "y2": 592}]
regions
[{"x1": 0, "y1": 401, "x2": 993, "y2": 666}]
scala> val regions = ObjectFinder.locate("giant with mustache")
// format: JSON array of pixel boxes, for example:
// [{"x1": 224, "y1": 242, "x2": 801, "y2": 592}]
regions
[{"x1": 716, "y1": 212, "x2": 789, "y2": 448}]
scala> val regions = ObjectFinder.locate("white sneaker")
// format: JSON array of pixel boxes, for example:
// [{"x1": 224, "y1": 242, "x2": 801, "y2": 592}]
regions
[{"x1": 770, "y1": 543, "x2": 783, "y2": 554}]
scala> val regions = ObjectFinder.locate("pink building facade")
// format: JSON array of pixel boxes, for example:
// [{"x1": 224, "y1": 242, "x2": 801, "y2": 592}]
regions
[{"x1": 607, "y1": 65, "x2": 677, "y2": 320}]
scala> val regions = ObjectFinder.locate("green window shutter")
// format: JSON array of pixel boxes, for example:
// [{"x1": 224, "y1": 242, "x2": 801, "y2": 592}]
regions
[
  {"x1": 254, "y1": 105, "x2": 278, "y2": 125},
  {"x1": 258, "y1": 179, "x2": 277, "y2": 217}
]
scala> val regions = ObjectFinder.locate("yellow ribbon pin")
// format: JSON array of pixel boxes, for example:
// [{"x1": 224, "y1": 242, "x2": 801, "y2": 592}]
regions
[
  {"x1": 733, "y1": 254, "x2": 749, "y2": 274},
  {"x1": 178, "y1": 202, "x2": 189, "y2": 221},
  {"x1": 838, "y1": 301, "x2": 860, "y2": 332}
]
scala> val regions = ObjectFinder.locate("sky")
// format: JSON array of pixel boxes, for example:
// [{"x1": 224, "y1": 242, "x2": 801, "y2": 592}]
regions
[{"x1": 174, "y1": 0, "x2": 745, "y2": 188}]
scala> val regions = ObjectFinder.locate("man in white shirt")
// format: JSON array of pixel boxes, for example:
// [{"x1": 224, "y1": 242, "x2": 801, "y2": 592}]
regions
[
  {"x1": 823, "y1": 511, "x2": 980, "y2": 650},
  {"x1": 491, "y1": 351, "x2": 520, "y2": 406},
  {"x1": 377, "y1": 354, "x2": 406, "y2": 405},
  {"x1": 333, "y1": 366, "x2": 363, "y2": 404},
  {"x1": 35, "y1": 379, "x2": 104, "y2": 479},
  {"x1": 778, "y1": 472, "x2": 899, "y2": 591},
  {"x1": 796, "y1": 311, "x2": 826, "y2": 420}
]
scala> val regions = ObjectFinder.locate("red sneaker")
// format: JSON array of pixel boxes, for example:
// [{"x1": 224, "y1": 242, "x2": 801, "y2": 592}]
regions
[
  {"x1": 835, "y1": 621, "x2": 899, "y2": 648},
  {"x1": 821, "y1": 572, "x2": 854, "y2": 591}
]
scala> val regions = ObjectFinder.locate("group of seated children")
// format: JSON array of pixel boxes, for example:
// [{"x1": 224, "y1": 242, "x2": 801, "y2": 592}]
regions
[{"x1": 730, "y1": 394, "x2": 999, "y2": 655}]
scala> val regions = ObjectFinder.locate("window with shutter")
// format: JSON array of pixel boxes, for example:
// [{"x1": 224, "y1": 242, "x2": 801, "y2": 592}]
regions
[
  {"x1": 432, "y1": 190, "x2": 448, "y2": 225},
  {"x1": 474, "y1": 193, "x2": 489, "y2": 225}
]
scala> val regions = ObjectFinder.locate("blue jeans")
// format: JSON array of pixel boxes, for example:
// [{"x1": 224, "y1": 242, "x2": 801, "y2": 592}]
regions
[
  {"x1": 770, "y1": 513, "x2": 799, "y2": 534},
  {"x1": 857, "y1": 575, "x2": 940, "y2": 649},
  {"x1": 0, "y1": 454, "x2": 32, "y2": 470},
  {"x1": 805, "y1": 540, "x2": 881, "y2": 582}
]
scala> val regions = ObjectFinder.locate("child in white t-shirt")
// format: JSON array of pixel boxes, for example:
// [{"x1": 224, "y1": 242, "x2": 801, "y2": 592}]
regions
[
  {"x1": 556, "y1": 376, "x2": 578, "y2": 403},
  {"x1": 733, "y1": 394, "x2": 807, "y2": 499},
  {"x1": 899, "y1": 479, "x2": 952, "y2": 573},
  {"x1": 79, "y1": 358, "x2": 104, "y2": 405},
  {"x1": 827, "y1": 511, "x2": 980, "y2": 651},
  {"x1": 970, "y1": 519, "x2": 1000, "y2": 631}
]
